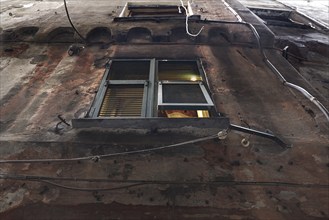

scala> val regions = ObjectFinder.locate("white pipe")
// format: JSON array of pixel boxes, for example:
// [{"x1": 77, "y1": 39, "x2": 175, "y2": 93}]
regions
[
  {"x1": 187, "y1": 1, "x2": 194, "y2": 16},
  {"x1": 119, "y1": 2, "x2": 128, "y2": 17},
  {"x1": 221, "y1": 0, "x2": 243, "y2": 22}
]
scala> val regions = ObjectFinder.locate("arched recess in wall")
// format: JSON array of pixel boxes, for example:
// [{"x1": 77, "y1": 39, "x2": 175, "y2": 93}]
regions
[
  {"x1": 208, "y1": 27, "x2": 231, "y2": 45},
  {"x1": 46, "y1": 27, "x2": 75, "y2": 43},
  {"x1": 1, "y1": 29, "x2": 19, "y2": 41},
  {"x1": 0, "y1": 27, "x2": 39, "y2": 41},
  {"x1": 169, "y1": 27, "x2": 194, "y2": 43},
  {"x1": 127, "y1": 27, "x2": 152, "y2": 43},
  {"x1": 17, "y1": 26, "x2": 39, "y2": 41},
  {"x1": 86, "y1": 27, "x2": 112, "y2": 44}
]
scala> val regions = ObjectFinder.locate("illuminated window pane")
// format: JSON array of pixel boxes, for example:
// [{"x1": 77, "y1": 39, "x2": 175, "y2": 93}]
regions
[
  {"x1": 158, "y1": 61, "x2": 202, "y2": 81},
  {"x1": 158, "y1": 110, "x2": 210, "y2": 118}
]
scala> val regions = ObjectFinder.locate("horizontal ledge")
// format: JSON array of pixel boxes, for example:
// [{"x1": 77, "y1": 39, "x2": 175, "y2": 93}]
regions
[{"x1": 72, "y1": 117, "x2": 230, "y2": 130}]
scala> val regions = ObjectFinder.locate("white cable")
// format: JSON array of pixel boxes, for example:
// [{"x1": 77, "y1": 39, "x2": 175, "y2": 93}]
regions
[
  {"x1": 285, "y1": 82, "x2": 329, "y2": 122},
  {"x1": 221, "y1": 0, "x2": 243, "y2": 22},
  {"x1": 227, "y1": 4, "x2": 329, "y2": 123},
  {"x1": 179, "y1": 0, "x2": 204, "y2": 37}
]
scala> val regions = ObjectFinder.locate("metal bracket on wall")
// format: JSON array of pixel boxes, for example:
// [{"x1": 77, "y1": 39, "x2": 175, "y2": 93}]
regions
[
  {"x1": 55, "y1": 115, "x2": 71, "y2": 133},
  {"x1": 229, "y1": 124, "x2": 290, "y2": 148}
]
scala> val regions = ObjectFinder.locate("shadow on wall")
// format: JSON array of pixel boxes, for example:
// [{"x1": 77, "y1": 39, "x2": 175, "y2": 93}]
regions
[
  {"x1": 208, "y1": 27, "x2": 230, "y2": 44},
  {"x1": 170, "y1": 27, "x2": 195, "y2": 43}
]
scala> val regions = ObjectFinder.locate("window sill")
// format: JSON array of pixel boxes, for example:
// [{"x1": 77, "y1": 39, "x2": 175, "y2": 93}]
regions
[
  {"x1": 72, "y1": 117, "x2": 229, "y2": 132},
  {"x1": 113, "y1": 15, "x2": 200, "y2": 22}
]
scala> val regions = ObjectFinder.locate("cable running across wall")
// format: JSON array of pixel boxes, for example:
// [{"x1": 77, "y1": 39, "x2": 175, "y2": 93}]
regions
[
  {"x1": 0, "y1": 133, "x2": 219, "y2": 164},
  {"x1": 40, "y1": 180, "x2": 145, "y2": 192},
  {"x1": 1, "y1": 173, "x2": 328, "y2": 192},
  {"x1": 221, "y1": 0, "x2": 329, "y2": 123}
]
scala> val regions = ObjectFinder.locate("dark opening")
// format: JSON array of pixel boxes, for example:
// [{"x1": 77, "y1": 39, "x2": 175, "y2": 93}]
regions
[
  {"x1": 86, "y1": 27, "x2": 112, "y2": 43},
  {"x1": 249, "y1": 8, "x2": 312, "y2": 29},
  {"x1": 47, "y1": 27, "x2": 75, "y2": 42},
  {"x1": 128, "y1": 5, "x2": 186, "y2": 17},
  {"x1": 162, "y1": 84, "x2": 206, "y2": 103},
  {"x1": 127, "y1": 27, "x2": 152, "y2": 43},
  {"x1": 108, "y1": 61, "x2": 150, "y2": 80}
]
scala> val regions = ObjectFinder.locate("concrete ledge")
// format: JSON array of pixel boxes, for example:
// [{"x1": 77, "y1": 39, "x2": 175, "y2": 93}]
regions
[{"x1": 72, "y1": 117, "x2": 230, "y2": 131}]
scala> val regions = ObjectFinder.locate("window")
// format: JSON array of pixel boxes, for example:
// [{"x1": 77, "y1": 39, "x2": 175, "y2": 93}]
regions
[
  {"x1": 118, "y1": 2, "x2": 193, "y2": 18},
  {"x1": 87, "y1": 59, "x2": 215, "y2": 119},
  {"x1": 88, "y1": 60, "x2": 152, "y2": 118},
  {"x1": 157, "y1": 60, "x2": 214, "y2": 118},
  {"x1": 158, "y1": 83, "x2": 213, "y2": 108}
]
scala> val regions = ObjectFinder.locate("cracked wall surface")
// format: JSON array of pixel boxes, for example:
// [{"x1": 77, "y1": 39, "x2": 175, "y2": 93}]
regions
[{"x1": 0, "y1": 0, "x2": 328, "y2": 219}]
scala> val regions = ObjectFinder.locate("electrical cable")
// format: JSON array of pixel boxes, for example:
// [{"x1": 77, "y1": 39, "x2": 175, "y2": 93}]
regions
[
  {"x1": 0, "y1": 133, "x2": 219, "y2": 164},
  {"x1": 1, "y1": 173, "x2": 328, "y2": 191},
  {"x1": 221, "y1": 0, "x2": 329, "y2": 123},
  {"x1": 221, "y1": 0, "x2": 243, "y2": 22},
  {"x1": 39, "y1": 180, "x2": 145, "y2": 192},
  {"x1": 179, "y1": 0, "x2": 204, "y2": 37},
  {"x1": 1, "y1": 0, "x2": 326, "y2": 178},
  {"x1": 249, "y1": 20, "x2": 329, "y2": 122},
  {"x1": 63, "y1": 0, "x2": 87, "y2": 42}
]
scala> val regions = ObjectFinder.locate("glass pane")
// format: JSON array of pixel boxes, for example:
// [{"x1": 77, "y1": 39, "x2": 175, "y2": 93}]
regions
[
  {"x1": 98, "y1": 85, "x2": 144, "y2": 117},
  {"x1": 158, "y1": 61, "x2": 202, "y2": 81},
  {"x1": 130, "y1": 7, "x2": 186, "y2": 17},
  {"x1": 162, "y1": 84, "x2": 206, "y2": 103},
  {"x1": 158, "y1": 110, "x2": 209, "y2": 118},
  {"x1": 108, "y1": 61, "x2": 150, "y2": 80}
]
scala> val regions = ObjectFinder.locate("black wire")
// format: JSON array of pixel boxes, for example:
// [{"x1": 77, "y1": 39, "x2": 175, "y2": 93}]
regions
[
  {"x1": 1, "y1": 173, "x2": 328, "y2": 191},
  {"x1": 39, "y1": 180, "x2": 145, "y2": 192},
  {"x1": 63, "y1": 0, "x2": 87, "y2": 42},
  {"x1": 0, "y1": 134, "x2": 218, "y2": 164}
]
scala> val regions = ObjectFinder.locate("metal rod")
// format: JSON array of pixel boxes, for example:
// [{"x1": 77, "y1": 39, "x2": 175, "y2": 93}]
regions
[
  {"x1": 230, "y1": 124, "x2": 290, "y2": 148},
  {"x1": 63, "y1": 0, "x2": 86, "y2": 42}
]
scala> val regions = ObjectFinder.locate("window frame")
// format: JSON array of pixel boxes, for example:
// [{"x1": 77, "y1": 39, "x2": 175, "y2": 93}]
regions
[
  {"x1": 88, "y1": 59, "x2": 156, "y2": 118},
  {"x1": 158, "y1": 81, "x2": 214, "y2": 110},
  {"x1": 118, "y1": 2, "x2": 194, "y2": 18},
  {"x1": 87, "y1": 59, "x2": 214, "y2": 118}
]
